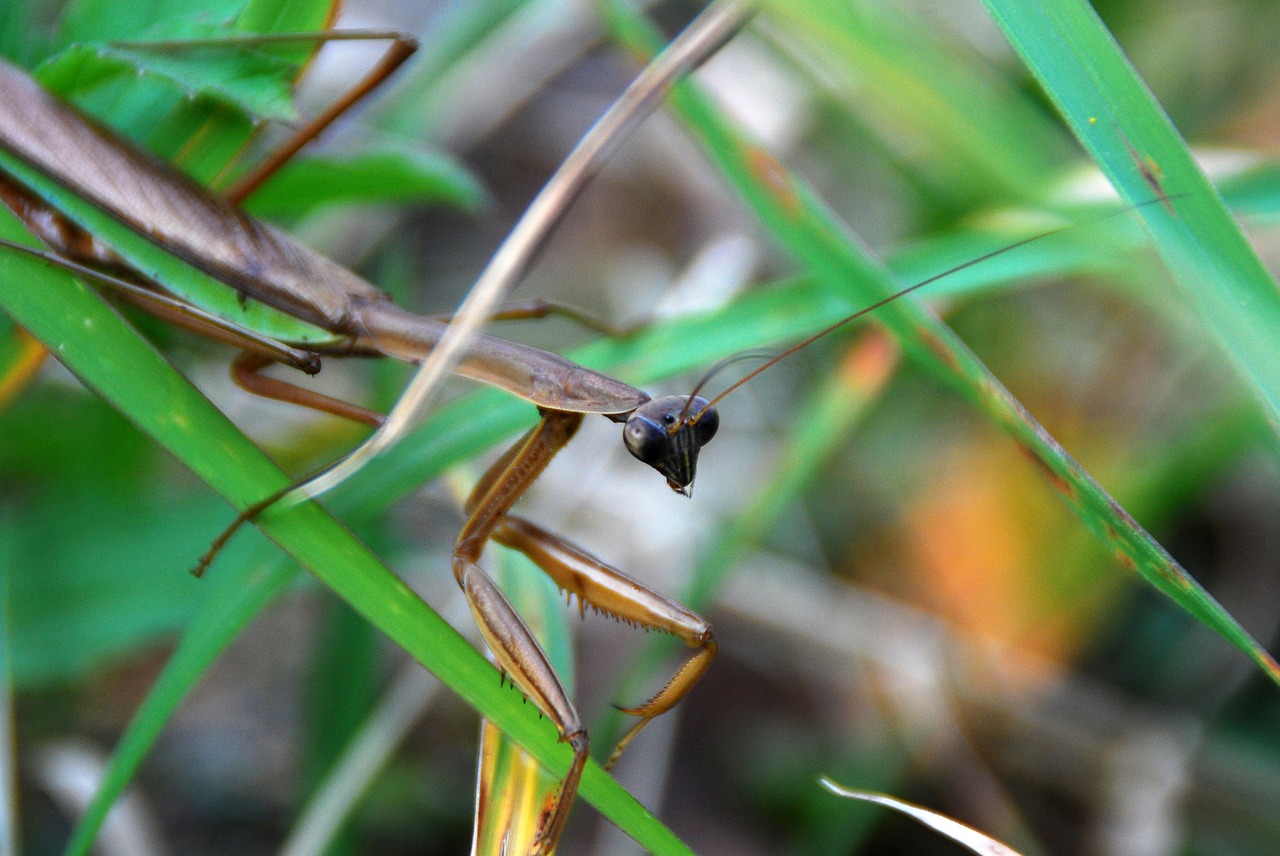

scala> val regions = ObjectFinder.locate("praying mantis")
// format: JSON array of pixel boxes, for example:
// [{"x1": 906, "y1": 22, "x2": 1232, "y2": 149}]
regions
[
  {"x1": 0, "y1": 28, "x2": 1062, "y2": 853},
  {"x1": 0, "y1": 1, "x2": 763, "y2": 849},
  {"x1": 4, "y1": 2, "x2": 1273, "y2": 855}
]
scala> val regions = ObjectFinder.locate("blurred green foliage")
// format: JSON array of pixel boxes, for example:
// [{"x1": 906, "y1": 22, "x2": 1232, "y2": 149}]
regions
[{"x1": 4, "y1": 1, "x2": 1280, "y2": 855}]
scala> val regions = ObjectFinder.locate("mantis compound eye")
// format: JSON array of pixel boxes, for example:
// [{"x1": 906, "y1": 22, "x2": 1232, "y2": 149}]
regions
[{"x1": 623, "y1": 395, "x2": 719, "y2": 495}]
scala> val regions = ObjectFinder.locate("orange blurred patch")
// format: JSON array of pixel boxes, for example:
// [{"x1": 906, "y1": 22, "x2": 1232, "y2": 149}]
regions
[
  {"x1": 899, "y1": 436, "x2": 1109, "y2": 670},
  {"x1": 0, "y1": 327, "x2": 48, "y2": 409},
  {"x1": 743, "y1": 143, "x2": 801, "y2": 218}
]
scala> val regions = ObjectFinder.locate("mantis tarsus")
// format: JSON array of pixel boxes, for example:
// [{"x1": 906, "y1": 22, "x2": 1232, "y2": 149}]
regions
[{"x1": 0, "y1": 16, "x2": 1170, "y2": 856}]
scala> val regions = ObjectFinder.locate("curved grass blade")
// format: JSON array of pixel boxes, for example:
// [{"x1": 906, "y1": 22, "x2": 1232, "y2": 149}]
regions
[
  {"x1": 604, "y1": 2, "x2": 1280, "y2": 685},
  {"x1": 282, "y1": 665, "x2": 445, "y2": 856},
  {"x1": 821, "y1": 778, "x2": 1023, "y2": 856}
]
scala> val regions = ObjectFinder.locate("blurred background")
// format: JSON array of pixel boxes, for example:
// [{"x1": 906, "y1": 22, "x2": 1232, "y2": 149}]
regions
[{"x1": 5, "y1": 0, "x2": 1280, "y2": 854}]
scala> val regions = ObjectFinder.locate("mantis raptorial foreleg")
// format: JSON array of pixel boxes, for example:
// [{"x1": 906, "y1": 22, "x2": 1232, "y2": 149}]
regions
[
  {"x1": 453, "y1": 410, "x2": 590, "y2": 854},
  {"x1": 451, "y1": 406, "x2": 717, "y2": 849},
  {"x1": 491, "y1": 514, "x2": 717, "y2": 768}
]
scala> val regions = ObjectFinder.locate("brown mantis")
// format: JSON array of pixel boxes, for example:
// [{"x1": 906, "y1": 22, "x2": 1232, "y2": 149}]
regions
[
  {"x1": 0, "y1": 8, "x2": 1180, "y2": 854},
  {"x1": 0, "y1": 22, "x2": 731, "y2": 853}
]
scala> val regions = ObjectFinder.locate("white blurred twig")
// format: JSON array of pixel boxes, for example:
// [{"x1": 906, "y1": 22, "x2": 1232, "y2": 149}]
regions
[{"x1": 294, "y1": 0, "x2": 755, "y2": 500}]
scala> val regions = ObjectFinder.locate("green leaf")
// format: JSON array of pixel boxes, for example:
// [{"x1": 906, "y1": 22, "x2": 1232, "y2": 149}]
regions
[
  {"x1": 56, "y1": 0, "x2": 246, "y2": 46},
  {"x1": 49, "y1": 42, "x2": 302, "y2": 123},
  {"x1": 45, "y1": 0, "x2": 338, "y2": 178},
  {"x1": 245, "y1": 148, "x2": 486, "y2": 218},
  {"x1": 237, "y1": 0, "x2": 335, "y2": 46}
]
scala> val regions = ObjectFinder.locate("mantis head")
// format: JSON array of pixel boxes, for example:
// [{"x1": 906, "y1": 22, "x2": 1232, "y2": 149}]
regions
[{"x1": 623, "y1": 395, "x2": 719, "y2": 496}]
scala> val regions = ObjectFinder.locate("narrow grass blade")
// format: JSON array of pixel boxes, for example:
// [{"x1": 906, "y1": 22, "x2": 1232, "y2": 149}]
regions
[
  {"x1": 282, "y1": 665, "x2": 444, "y2": 856},
  {"x1": 0, "y1": 512, "x2": 16, "y2": 856},
  {"x1": 980, "y1": 0, "x2": 1280, "y2": 428},
  {"x1": 61, "y1": 552, "x2": 297, "y2": 856}
]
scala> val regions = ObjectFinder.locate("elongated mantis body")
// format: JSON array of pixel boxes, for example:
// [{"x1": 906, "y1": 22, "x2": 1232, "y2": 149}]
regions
[{"x1": 0, "y1": 48, "x2": 725, "y2": 853}]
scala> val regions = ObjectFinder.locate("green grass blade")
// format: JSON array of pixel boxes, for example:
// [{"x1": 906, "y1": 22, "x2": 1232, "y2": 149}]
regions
[
  {"x1": 61, "y1": 554, "x2": 297, "y2": 856},
  {"x1": 0, "y1": 214, "x2": 693, "y2": 855},
  {"x1": 762, "y1": 0, "x2": 1067, "y2": 203},
  {"x1": 0, "y1": 146, "x2": 341, "y2": 345},
  {"x1": 604, "y1": 2, "x2": 1280, "y2": 686},
  {"x1": 244, "y1": 149, "x2": 485, "y2": 218},
  {"x1": 980, "y1": 0, "x2": 1280, "y2": 427},
  {"x1": 0, "y1": 512, "x2": 15, "y2": 856}
]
